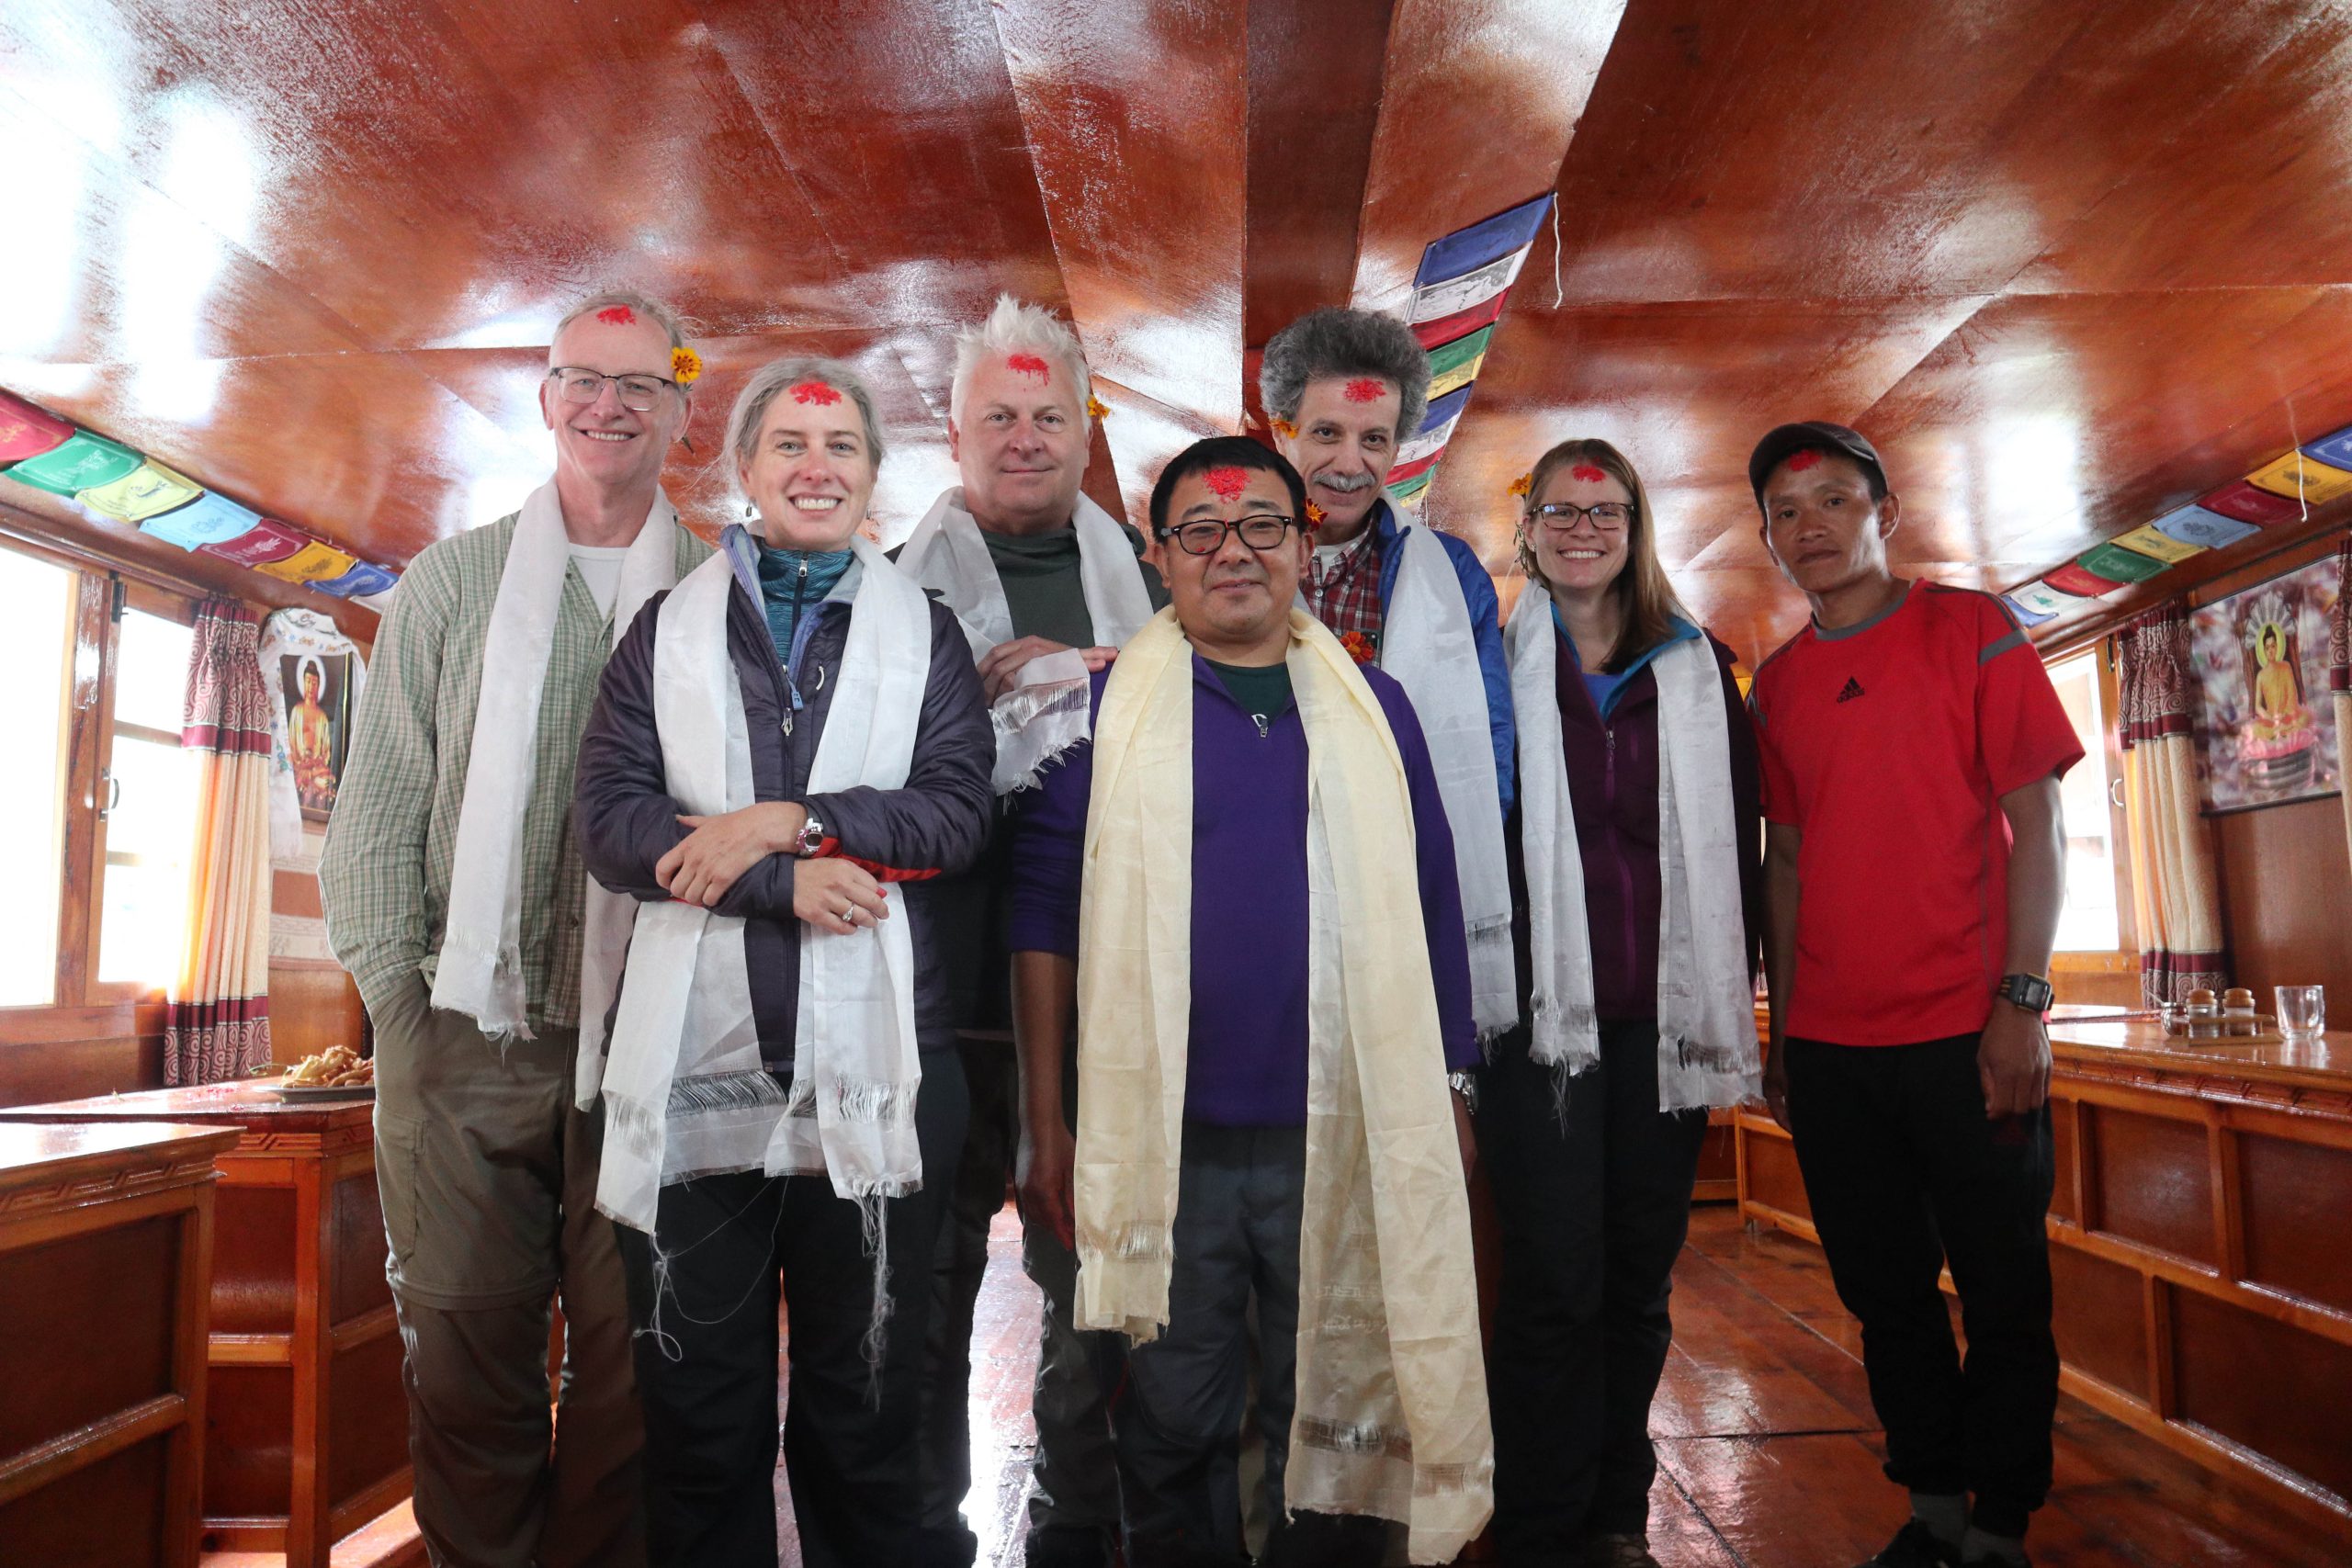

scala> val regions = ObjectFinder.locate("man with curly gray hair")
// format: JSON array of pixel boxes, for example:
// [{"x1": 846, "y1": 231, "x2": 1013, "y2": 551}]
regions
[
  {"x1": 1259, "y1": 306, "x2": 1519, "y2": 1044},
  {"x1": 898, "y1": 293, "x2": 1166, "y2": 1568}
]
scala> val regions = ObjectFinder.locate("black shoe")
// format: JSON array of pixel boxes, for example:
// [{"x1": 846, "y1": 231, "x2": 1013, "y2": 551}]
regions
[
  {"x1": 1962, "y1": 1551, "x2": 2032, "y2": 1568},
  {"x1": 1025, "y1": 1522, "x2": 1114, "y2": 1568},
  {"x1": 1855, "y1": 1520, "x2": 1961, "y2": 1568}
]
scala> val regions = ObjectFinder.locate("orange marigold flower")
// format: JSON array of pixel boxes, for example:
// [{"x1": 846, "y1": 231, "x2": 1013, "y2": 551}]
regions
[
  {"x1": 1305, "y1": 501, "x2": 1327, "y2": 526},
  {"x1": 1270, "y1": 416, "x2": 1297, "y2": 440},
  {"x1": 1086, "y1": 393, "x2": 1110, "y2": 421},
  {"x1": 1339, "y1": 630, "x2": 1377, "y2": 665},
  {"x1": 1507, "y1": 470, "x2": 1532, "y2": 497},
  {"x1": 671, "y1": 346, "x2": 703, "y2": 386}
]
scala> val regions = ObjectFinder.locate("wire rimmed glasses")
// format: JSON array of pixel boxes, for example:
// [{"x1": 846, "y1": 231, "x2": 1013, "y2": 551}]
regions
[{"x1": 548, "y1": 367, "x2": 683, "y2": 412}]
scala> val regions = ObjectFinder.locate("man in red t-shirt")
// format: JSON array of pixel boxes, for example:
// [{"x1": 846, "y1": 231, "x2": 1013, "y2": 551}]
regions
[{"x1": 1747, "y1": 423, "x2": 2082, "y2": 1568}]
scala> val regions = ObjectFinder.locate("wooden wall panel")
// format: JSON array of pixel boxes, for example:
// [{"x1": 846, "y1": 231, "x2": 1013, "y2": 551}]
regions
[
  {"x1": 266, "y1": 965, "x2": 367, "y2": 1068},
  {"x1": 2212, "y1": 794, "x2": 2352, "y2": 1008},
  {"x1": 2088, "y1": 1104, "x2": 2216, "y2": 1266},
  {"x1": 0, "y1": 1214, "x2": 178, "y2": 1458},
  {"x1": 0, "y1": 1434, "x2": 170, "y2": 1568},
  {"x1": 2238, "y1": 1133, "x2": 2352, "y2": 1317},
  {"x1": 2050, "y1": 1243, "x2": 2149, "y2": 1404},
  {"x1": 1744, "y1": 1126, "x2": 1811, "y2": 1223},
  {"x1": 2170, "y1": 1283, "x2": 2352, "y2": 1504},
  {"x1": 213, "y1": 1185, "x2": 300, "y2": 1337},
  {"x1": 328, "y1": 1174, "x2": 392, "y2": 1327},
  {"x1": 2050, "y1": 1098, "x2": 2080, "y2": 1226}
]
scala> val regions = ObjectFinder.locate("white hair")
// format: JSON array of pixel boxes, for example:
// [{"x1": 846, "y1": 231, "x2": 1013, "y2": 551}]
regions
[
  {"x1": 549, "y1": 288, "x2": 694, "y2": 363},
  {"x1": 949, "y1": 294, "x2": 1092, "y2": 429}
]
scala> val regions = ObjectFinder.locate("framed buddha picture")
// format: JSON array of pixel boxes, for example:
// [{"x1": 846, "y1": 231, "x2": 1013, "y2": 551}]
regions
[
  {"x1": 2188, "y1": 554, "x2": 2342, "y2": 813},
  {"x1": 278, "y1": 649, "x2": 354, "y2": 821}
]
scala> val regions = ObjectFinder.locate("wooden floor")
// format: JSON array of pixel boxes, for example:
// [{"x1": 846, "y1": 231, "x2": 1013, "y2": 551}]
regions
[
  {"x1": 880, "y1": 1202, "x2": 2352, "y2": 1568},
  {"x1": 208, "y1": 1202, "x2": 2350, "y2": 1567}
]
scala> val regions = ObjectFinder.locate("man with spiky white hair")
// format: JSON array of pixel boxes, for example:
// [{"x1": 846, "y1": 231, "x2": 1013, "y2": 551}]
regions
[
  {"x1": 896, "y1": 294, "x2": 1166, "y2": 1568},
  {"x1": 322, "y1": 288, "x2": 712, "y2": 1567}
]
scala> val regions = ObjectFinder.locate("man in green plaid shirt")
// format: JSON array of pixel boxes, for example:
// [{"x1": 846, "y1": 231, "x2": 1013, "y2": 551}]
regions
[{"x1": 321, "y1": 289, "x2": 709, "y2": 1568}]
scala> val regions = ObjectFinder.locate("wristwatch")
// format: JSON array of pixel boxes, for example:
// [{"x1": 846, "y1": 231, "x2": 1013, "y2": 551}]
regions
[
  {"x1": 1447, "y1": 1070, "x2": 1480, "y2": 1115},
  {"x1": 792, "y1": 812, "x2": 827, "y2": 858},
  {"x1": 1996, "y1": 972, "x2": 2054, "y2": 1013}
]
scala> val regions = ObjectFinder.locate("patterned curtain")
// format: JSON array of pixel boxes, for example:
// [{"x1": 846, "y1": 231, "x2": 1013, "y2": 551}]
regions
[
  {"x1": 2333, "y1": 536, "x2": 2351, "y2": 874},
  {"x1": 164, "y1": 598, "x2": 275, "y2": 1084},
  {"x1": 2115, "y1": 602, "x2": 2227, "y2": 1005}
]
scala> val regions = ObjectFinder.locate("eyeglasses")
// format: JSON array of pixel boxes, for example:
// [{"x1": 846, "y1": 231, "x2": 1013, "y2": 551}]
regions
[
  {"x1": 548, "y1": 367, "x2": 682, "y2": 412},
  {"x1": 1155, "y1": 514, "x2": 1298, "y2": 556},
  {"x1": 1528, "y1": 501, "x2": 1633, "y2": 531}
]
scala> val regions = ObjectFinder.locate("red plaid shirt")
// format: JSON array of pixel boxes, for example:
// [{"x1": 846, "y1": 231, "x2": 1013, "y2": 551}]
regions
[{"x1": 1303, "y1": 527, "x2": 1384, "y2": 656}]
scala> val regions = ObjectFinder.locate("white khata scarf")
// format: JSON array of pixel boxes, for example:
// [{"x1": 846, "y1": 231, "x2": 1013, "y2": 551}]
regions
[
  {"x1": 898, "y1": 487, "x2": 1157, "y2": 793},
  {"x1": 594, "y1": 534, "x2": 931, "y2": 1236},
  {"x1": 1074, "y1": 607, "x2": 1493, "y2": 1565},
  {"x1": 433, "y1": 479, "x2": 683, "y2": 1042},
  {"x1": 1505, "y1": 595, "x2": 1759, "y2": 1109},
  {"x1": 1379, "y1": 523, "x2": 1516, "y2": 1040}
]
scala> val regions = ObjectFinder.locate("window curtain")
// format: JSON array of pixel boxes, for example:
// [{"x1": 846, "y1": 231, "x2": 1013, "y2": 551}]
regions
[
  {"x1": 2333, "y1": 536, "x2": 2351, "y2": 874},
  {"x1": 2115, "y1": 602, "x2": 2226, "y2": 1005},
  {"x1": 165, "y1": 597, "x2": 275, "y2": 1084}
]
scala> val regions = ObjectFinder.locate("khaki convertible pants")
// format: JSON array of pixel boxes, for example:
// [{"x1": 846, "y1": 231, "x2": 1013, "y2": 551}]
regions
[{"x1": 371, "y1": 983, "x2": 644, "y2": 1568}]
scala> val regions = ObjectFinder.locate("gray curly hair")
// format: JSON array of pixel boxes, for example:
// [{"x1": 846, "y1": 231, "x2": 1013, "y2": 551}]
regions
[
  {"x1": 727, "y1": 356, "x2": 888, "y2": 479},
  {"x1": 1257, "y1": 307, "x2": 1430, "y2": 442}
]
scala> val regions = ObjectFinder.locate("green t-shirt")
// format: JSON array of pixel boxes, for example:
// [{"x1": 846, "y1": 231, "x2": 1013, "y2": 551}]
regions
[
  {"x1": 1204, "y1": 658, "x2": 1293, "y2": 733},
  {"x1": 983, "y1": 524, "x2": 1168, "y2": 649}
]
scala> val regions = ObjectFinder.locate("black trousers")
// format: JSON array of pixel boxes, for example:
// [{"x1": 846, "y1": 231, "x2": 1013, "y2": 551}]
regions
[
  {"x1": 1784, "y1": 1033, "x2": 2057, "y2": 1539},
  {"x1": 1483, "y1": 1018, "x2": 1710, "y2": 1561},
  {"x1": 616, "y1": 1046, "x2": 967, "y2": 1568}
]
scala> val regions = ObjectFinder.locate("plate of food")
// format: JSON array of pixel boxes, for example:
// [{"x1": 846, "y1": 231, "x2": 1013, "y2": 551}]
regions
[{"x1": 274, "y1": 1045, "x2": 376, "y2": 1100}]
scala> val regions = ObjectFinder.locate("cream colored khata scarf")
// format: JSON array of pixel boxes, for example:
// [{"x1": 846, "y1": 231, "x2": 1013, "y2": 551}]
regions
[
  {"x1": 1505, "y1": 593, "x2": 1758, "y2": 1108},
  {"x1": 1074, "y1": 606, "x2": 1493, "y2": 1564},
  {"x1": 899, "y1": 487, "x2": 1157, "y2": 793},
  {"x1": 594, "y1": 534, "x2": 931, "y2": 1236},
  {"x1": 434, "y1": 479, "x2": 683, "y2": 1043}
]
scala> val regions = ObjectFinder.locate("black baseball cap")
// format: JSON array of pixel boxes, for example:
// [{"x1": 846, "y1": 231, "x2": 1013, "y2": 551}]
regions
[{"x1": 1747, "y1": 422, "x2": 1887, "y2": 507}]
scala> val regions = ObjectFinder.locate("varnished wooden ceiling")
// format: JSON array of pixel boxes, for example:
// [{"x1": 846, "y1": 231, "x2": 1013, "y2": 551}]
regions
[{"x1": 6, "y1": 0, "x2": 2352, "y2": 656}]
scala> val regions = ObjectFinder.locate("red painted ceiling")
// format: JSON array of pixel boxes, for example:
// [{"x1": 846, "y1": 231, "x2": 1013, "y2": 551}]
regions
[{"x1": 6, "y1": 0, "x2": 2351, "y2": 655}]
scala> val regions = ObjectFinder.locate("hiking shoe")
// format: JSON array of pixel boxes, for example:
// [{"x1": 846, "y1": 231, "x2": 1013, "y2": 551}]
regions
[{"x1": 1856, "y1": 1520, "x2": 1961, "y2": 1568}]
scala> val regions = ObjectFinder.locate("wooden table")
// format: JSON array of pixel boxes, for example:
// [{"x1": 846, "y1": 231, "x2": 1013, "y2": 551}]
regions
[
  {"x1": 0, "y1": 1081, "x2": 409, "y2": 1566},
  {"x1": 1736, "y1": 1014, "x2": 2352, "y2": 1541},
  {"x1": 0, "y1": 1120, "x2": 238, "y2": 1567}
]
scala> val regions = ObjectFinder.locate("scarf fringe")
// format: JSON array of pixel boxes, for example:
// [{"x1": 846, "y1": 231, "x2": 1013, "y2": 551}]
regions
[
  {"x1": 1297, "y1": 1416, "x2": 1413, "y2": 1462},
  {"x1": 991, "y1": 673, "x2": 1093, "y2": 795}
]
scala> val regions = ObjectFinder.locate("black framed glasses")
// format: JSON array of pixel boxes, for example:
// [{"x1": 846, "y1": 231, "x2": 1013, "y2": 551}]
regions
[
  {"x1": 548, "y1": 367, "x2": 682, "y2": 412},
  {"x1": 1528, "y1": 501, "x2": 1633, "y2": 531},
  {"x1": 1155, "y1": 513, "x2": 1298, "y2": 556}
]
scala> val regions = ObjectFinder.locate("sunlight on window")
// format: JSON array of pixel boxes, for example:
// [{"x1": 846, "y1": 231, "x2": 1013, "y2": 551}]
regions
[
  {"x1": 99, "y1": 609, "x2": 197, "y2": 988},
  {"x1": 2047, "y1": 649, "x2": 2120, "y2": 953},
  {"x1": 0, "y1": 548, "x2": 74, "y2": 1005}
]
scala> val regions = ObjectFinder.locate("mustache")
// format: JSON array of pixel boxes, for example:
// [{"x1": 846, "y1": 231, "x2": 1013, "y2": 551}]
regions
[{"x1": 1314, "y1": 471, "x2": 1375, "y2": 492}]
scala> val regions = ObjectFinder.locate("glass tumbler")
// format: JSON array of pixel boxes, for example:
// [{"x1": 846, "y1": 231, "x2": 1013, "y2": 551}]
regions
[{"x1": 2276, "y1": 985, "x2": 2326, "y2": 1042}]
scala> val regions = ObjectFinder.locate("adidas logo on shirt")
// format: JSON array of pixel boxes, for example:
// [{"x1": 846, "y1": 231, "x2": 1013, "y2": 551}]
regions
[{"x1": 1835, "y1": 677, "x2": 1866, "y2": 704}]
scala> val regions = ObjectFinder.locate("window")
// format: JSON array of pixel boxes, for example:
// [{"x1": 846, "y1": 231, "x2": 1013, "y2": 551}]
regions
[
  {"x1": 0, "y1": 537, "x2": 200, "y2": 1021},
  {"x1": 0, "y1": 548, "x2": 74, "y2": 1005},
  {"x1": 97, "y1": 608, "x2": 196, "y2": 987},
  {"x1": 2046, "y1": 647, "x2": 2126, "y2": 953}
]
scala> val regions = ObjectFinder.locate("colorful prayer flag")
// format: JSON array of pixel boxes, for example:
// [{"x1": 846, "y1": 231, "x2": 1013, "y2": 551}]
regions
[
  {"x1": 2199, "y1": 479, "x2": 2308, "y2": 526},
  {"x1": 2150, "y1": 503, "x2": 2259, "y2": 551},
  {"x1": 141, "y1": 491, "x2": 262, "y2": 550},
  {"x1": 2041, "y1": 562, "x2": 2121, "y2": 597},
  {"x1": 1408, "y1": 251, "x2": 1526, "y2": 324},
  {"x1": 0, "y1": 390, "x2": 73, "y2": 465},
  {"x1": 1425, "y1": 325, "x2": 1493, "y2": 399},
  {"x1": 3, "y1": 429, "x2": 141, "y2": 495},
  {"x1": 2111, "y1": 523, "x2": 2202, "y2": 564},
  {"x1": 200, "y1": 516, "x2": 311, "y2": 568},
  {"x1": 255, "y1": 539, "x2": 358, "y2": 585},
  {"x1": 1410, "y1": 294, "x2": 1508, "y2": 352},
  {"x1": 2007, "y1": 580, "x2": 2086, "y2": 620},
  {"x1": 2002, "y1": 592, "x2": 2056, "y2": 627},
  {"x1": 2245, "y1": 447, "x2": 2352, "y2": 505},
  {"x1": 311, "y1": 560, "x2": 398, "y2": 599},
  {"x1": 1413, "y1": 193, "x2": 1555, "y2": 288},
  {"x1": 2076, "y1": 539, "x2": 2170, "y2": 584},
  {"x1": 78, "y1": 459, "x2": 203, "y2": 522},
  {"x1": 2299, "y1": 423, "x2": 2352, "y2": 472}
]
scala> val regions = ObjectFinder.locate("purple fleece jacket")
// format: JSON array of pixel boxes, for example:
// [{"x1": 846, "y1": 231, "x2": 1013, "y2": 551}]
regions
[{"x1": 1006, "y1": 657, "x2": 1478, "y2": 1127}]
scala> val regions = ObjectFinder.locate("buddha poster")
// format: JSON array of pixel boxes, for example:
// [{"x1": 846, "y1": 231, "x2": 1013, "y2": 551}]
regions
[
  {"x1": 2189, "y1": 555, "x2": 2342, "y2": 812},
  {"x1": 278, "y1": 649, "x2": 353, "y2": 820}
]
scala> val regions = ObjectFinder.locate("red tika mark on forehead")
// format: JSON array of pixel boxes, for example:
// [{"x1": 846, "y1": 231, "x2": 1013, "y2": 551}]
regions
[
  {"x1": 1570, "y1": 464, "x2": 1607, "y2": 482},
  {"x1": 1785, "y1": 448, "x2": 1824, "y2": 472},
  {"x1": 1007, "y1": 352, "x2": 1051, "y2": 382},
  {"x1": 1204, "y1": 467, "x2": 1249, "y2": 500},
  {"x1": 595, "y1": 305, "x2": 636, "y2": 325},
  {"x1": 791, "y1": 381, "x2": 842, "y2": 405},
  {"x1": 1343, "y1": 378, "x2": 1386, "y2": 403}
]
